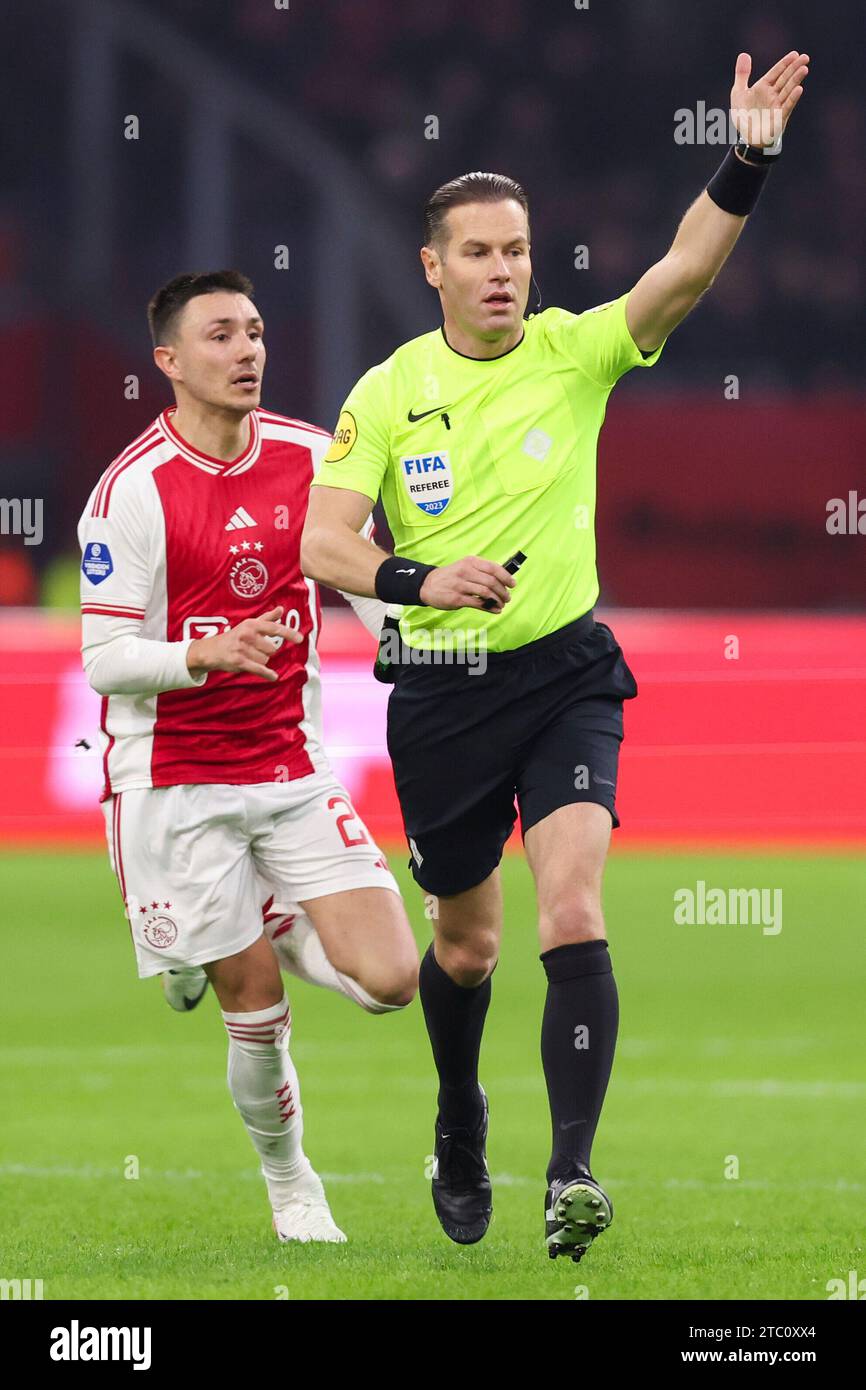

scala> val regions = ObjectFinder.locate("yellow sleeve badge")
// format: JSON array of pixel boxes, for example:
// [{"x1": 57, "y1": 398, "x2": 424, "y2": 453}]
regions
[{"x1": 323, "y1": 410, "x2": 357, "y2": 462}]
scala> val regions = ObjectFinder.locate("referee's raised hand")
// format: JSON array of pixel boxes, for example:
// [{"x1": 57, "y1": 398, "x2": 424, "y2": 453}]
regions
[
  {"x1": 419, "y1": 557, "x2": 516, "y2": 613},
  {"x1": 730, "y1": 49, "x2": 809, "y2": 149}
]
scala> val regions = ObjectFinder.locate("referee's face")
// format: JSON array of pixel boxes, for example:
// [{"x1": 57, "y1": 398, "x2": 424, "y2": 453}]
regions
[{"x1": 423, "y1": 199, "x2": 531, "y2": 348}]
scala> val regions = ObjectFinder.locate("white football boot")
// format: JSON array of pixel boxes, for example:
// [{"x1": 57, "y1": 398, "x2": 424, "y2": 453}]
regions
[
  {"x1": 161, "y1": 966, "x2": 209, "y2": 1012},
  {"x1": 271, "y1": 1159, "x2": 347, "y2": 1244}
]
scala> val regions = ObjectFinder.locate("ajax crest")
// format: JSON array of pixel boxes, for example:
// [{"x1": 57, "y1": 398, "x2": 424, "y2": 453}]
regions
[
  {"x1": 143, "y1": 914, "x2": 178, "y2": 949},
  {"x1": 230, "y1": 556, "x2": 269, "y2": 599},
  {"x1": 400, "y1": 451, "x2": 453, "y2": 516}
]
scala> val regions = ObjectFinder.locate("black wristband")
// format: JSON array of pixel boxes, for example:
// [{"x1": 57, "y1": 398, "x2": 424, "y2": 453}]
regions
[
  {"x1": 374, "y1": 555, "x2": 436, "y2": 606},
  {"x1": 706, "y1": 145, "x2": 774, "y2": 218},
  {"x1": 734, "y1": 135, "x2": 783, "y2": 165}
]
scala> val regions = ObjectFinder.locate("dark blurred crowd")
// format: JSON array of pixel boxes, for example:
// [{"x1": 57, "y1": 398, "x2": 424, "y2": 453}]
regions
[
  {"x1": 184, "y1": 0, "x2": 863, "y2": 391},
  {"x1": 0, "y1": 0, "x2": 862, "y2": 602}
]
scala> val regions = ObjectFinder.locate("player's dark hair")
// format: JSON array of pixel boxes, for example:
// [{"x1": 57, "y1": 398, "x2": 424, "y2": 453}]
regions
[
  {"x1": 147, "y1": 270, "x2": 255, "y2": 345},
  {"x1": 423, "y1": 172, "x2": 529, "y2": 251}
]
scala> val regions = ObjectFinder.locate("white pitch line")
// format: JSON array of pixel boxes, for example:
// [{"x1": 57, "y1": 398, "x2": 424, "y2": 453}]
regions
[
  {"x1": 1, "y1": 1050, "x2": 860, "y2": 1101},
  {"x1": 709, "y1": 1080, "x2": 866, "y2": 1099},
  {"x1": 0, "y1": 1165, "x2": 859, "y2": 1194},
  {"x1": 0, "y1": 1163, "x2": 387, "y2": 1184},
  {"x1": 608, "y1": 1078, "x2": 866, "y2": 1100},
  {"x1": 0, "y1": 1042, "x2": 421, "y2": 1065}
]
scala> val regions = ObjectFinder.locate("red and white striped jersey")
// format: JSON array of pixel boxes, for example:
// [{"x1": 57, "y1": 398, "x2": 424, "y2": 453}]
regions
[{"x1": 78, "y1": 406, "x2": 365, "y2": 800}]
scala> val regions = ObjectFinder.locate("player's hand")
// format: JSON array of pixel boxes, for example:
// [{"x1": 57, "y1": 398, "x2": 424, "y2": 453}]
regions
[
  {"x1": 730, "y1": 50, "x2": 809, "y2": 149},
  {"x1": 186, "y1": 607, "x2": 302, "y2": 682},
  {"x1": 418, "y1": 557, "x2": 516, "y2": 613}
]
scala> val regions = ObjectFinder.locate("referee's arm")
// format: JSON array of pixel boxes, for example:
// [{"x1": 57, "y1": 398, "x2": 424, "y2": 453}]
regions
[
  {"x1": 301, "y1": 486, "x2": 514, "y2": 612},
  {"x1": 301, "y1": 486, "x2": 388, "y2": 596},
  {"x1": 626, "y1": 49, "x2": 809, "y2": 352}
]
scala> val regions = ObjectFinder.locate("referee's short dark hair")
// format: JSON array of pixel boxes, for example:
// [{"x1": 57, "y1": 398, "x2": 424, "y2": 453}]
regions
[
  {"x1": 147, "y1": 270, "x2": 255, "y2": 346},
  {"x1": 423, "y1": 172, "x2": 529, "y2": 252}
]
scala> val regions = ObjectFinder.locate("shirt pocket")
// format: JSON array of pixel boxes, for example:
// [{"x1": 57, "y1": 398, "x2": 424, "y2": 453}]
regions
[
  {"x1": 478, "y1": 375, "x2": 574, "y2": 496},
  {"x1": 389, "y1": 434, "x2": 478, "y2": 532}
]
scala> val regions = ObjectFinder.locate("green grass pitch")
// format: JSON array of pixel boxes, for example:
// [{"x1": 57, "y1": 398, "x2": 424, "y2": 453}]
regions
[{"x1": 1, "y1": 847, "x2": 862, "y2": 1301}]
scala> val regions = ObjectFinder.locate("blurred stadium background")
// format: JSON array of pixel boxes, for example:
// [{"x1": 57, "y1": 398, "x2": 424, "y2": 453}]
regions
[
  {"x1": 1, "y1": 0, "x2": 863, "y2": 1300},
  {"x1": 1, "y1": 0, "x2": 863, "y2": 846}
]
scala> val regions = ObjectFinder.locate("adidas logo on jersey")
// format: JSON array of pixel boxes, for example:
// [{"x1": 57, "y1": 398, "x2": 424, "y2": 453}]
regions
[{"x1": 225, "y1": 506, "x2": 258, "y2": 531}]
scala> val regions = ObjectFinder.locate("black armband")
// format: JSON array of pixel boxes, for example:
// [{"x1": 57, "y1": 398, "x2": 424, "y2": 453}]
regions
[
  {"x1": 706, "y1": 142, "x2": 779, "y2": 217},
  {"x1": 374, "y1": 555, "x2": 436, "y2": 606}
]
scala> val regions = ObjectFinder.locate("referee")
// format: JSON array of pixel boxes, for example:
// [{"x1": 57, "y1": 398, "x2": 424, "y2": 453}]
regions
[{"x1": 302, "y1": 50, "x2": 809, "y2": 1261}]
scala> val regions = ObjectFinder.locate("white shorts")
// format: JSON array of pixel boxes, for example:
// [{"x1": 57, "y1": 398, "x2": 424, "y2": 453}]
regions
[{"x1": 102, "y1": 770, "x2": 400, "y2": 978}]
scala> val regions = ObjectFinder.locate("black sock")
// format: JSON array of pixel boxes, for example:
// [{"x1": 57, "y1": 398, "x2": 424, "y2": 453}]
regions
[
  {"x1": 540, "y1": 940, "x2": 619, "y2": 1186},
  {"x1": 419, "y1": 942, "x2": 491, "y2": 1130}
]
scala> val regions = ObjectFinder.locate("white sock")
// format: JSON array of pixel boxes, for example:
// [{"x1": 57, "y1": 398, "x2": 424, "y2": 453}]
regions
[
  {"x1": 222, "y1": 993, "x2": 309, "y2": 1209},
  {"x1": 267, "y1": 906, "x2": 405, "y2": 1014}
]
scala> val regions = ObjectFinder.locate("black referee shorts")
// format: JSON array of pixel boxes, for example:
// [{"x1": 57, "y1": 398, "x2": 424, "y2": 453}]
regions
[{"x1": 385, "y1": 613, "x2": 638, "y2": 897}]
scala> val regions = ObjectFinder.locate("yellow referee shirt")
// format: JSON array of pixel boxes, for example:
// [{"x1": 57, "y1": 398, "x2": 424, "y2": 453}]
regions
[{"x1": 313, "y1": 292, "x2": 665, "y2": 651}]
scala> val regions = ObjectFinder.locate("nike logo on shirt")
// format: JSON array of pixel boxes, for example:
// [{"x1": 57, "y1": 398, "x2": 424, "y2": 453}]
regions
[{"x1": 407, "y1": 405, "x2": 451, "y2": 422}]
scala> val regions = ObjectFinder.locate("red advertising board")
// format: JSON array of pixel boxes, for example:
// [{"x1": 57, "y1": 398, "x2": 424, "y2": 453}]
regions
[{"x1": 0, "y1": 609, "x2": 864, "y2": 848}]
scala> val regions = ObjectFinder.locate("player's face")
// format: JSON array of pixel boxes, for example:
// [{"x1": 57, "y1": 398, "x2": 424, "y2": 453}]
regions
[
  {"x1": 424, "y1": 200, "x2": 532, "y2": 343},
  {"x1": 168, "y1": 292, "x2": 266, "y2": 413}
]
